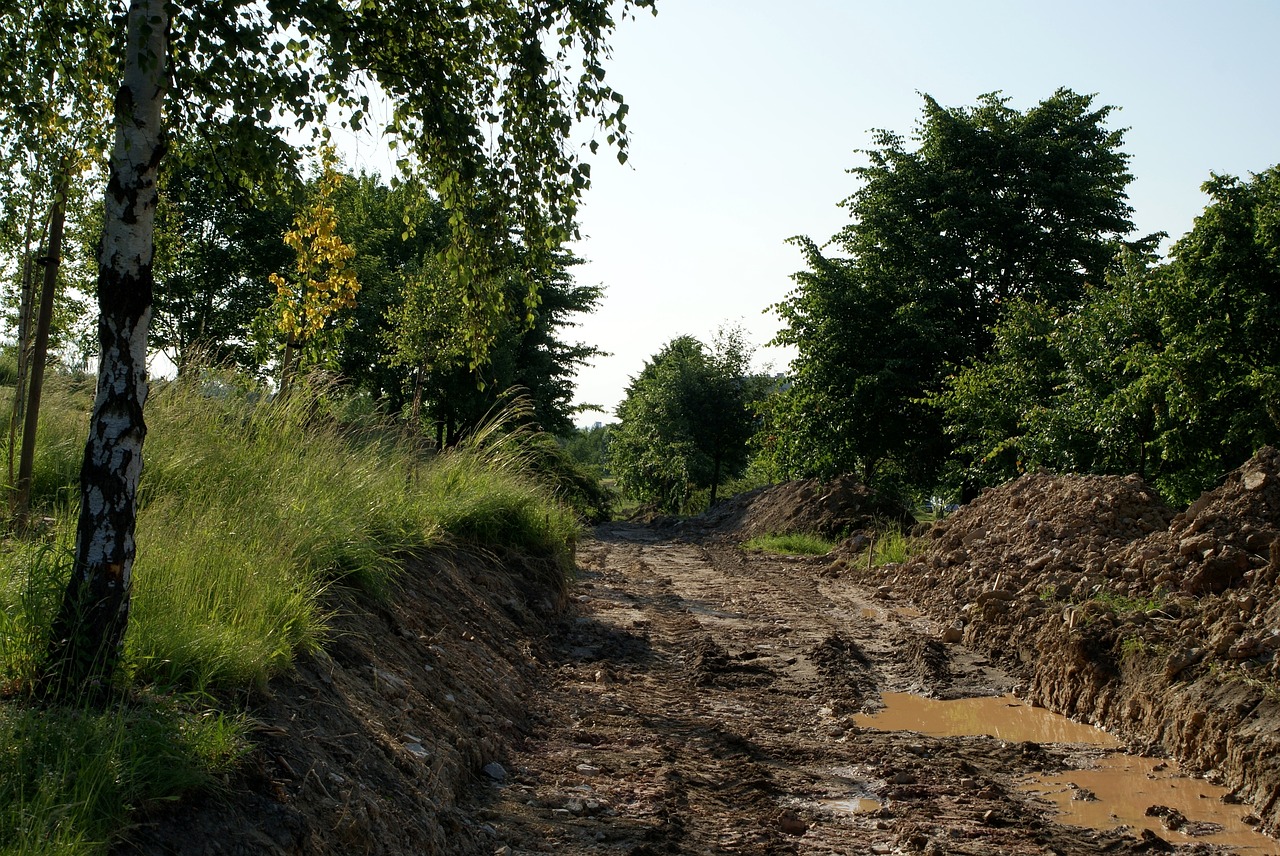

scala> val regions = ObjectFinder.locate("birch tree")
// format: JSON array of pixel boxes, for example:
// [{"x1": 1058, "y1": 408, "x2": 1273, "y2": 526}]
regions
[{"x1": 32, "y1": 0, "x2": 655, "y2": 699}]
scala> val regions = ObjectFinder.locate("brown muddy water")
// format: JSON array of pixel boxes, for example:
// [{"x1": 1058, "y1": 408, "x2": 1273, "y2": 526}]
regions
[
  {"x1": 856, "y1": 693, "x2": 1279, "y2": 853},
  {"x1": 855, "y1": 693, "x2": 1121, "y2": 745},
  {"x1": 1024, "y1": 755, "x2": 1279, "y2": 854}
]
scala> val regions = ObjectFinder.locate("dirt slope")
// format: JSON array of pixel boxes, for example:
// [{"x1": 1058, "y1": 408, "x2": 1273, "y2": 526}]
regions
[
  {"x1": 116, "y1": 550, "x2": 561, "y2": 856},
  {"x1": 688, "y1": 475, "x2": 914, "y2": 540},
  {"x1": 862, "y1": 448, "x2": 1280, "y2": 833}
]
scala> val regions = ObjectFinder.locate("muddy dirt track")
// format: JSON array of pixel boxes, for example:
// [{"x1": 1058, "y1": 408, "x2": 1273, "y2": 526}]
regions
[{"x1": 469, "y1": 523, "x2": 1233, "y2": 855}]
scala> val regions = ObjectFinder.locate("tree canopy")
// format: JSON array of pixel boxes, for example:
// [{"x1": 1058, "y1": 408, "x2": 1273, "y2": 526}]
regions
[
  {"x1": 612, "y1": 331, "x2": 756, "y2": 513},
  {"x1": 936, "y1": 165, "x2": 1280, "y2": 503},
  {"x1": 771, "y1": 89, "x2": 1139, "y2": 491}
]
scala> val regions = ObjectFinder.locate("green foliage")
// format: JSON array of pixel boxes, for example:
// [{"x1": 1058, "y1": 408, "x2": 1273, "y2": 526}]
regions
[
  {"x1": 560, "y1": 423, "x2": 613, "y2": 478},
  {"x1": 130, "y1": 0, "x2": 655, "y2": 376},
  {"x1": 328, "y1": 171, "x2": 448, "y2": 401},
  {"x1": 936, "y1": 166, "x2": 1280, "y2": 503},
  {"x1": 1119, "y1": 635, "x2": 1152, "y2": 661},
  {"x1": 743, "y1": 532, "x2": 834, "y2": 556},
  {"x1": 771, "y1": 89, "x2": 1137, "y2": 490},
  {"x1": 869, "y1": 525, "x2": 922, "y2": 566},
  {"x1": 152, "y1": 136, "x2": 297, "y2": 373},
  {"x1": 611, "y1": 329, "x2": 758, "y2": 513},
  {"x1": 381, "y1": 248, "x2": 605, "y2": 442}
]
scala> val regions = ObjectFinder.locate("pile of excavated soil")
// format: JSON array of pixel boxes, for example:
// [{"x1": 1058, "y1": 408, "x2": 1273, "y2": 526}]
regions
[
  {"x1": 858, "y1": 446, "x2": 1280, "y2": 832},
  {"x1": 691, "y1": 474, "x2": 913, "y2": 540}
]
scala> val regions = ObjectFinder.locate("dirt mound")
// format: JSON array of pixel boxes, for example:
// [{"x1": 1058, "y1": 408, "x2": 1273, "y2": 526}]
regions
[
  {"x1": 693, "y1": 474, "x2": 913, "y2": 540},
  {"x1": 865, "y1": 447, "x2": 1280, "y2": 831}
]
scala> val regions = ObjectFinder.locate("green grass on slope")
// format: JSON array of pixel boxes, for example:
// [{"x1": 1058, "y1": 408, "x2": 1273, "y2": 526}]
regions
[
  {"x1": 0, "y1": 699, "x2": 244, "y2": 856},
  {"x1": 742, "y1": 532, "x2": 835, "y2": 556},
  {"x1": 0, "y1": 370, "x2": 581, "y2": 854}
]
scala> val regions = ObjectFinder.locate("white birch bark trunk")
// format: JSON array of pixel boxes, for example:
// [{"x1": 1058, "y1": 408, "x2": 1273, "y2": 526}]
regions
[{"x1": 44, "y1": 0, "x2": 167, "y2": 698}]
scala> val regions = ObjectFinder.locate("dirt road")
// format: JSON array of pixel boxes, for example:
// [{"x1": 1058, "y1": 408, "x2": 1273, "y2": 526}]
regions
[{"x1": 471, "y1": 523, "x2": 1194, "y2": 855}]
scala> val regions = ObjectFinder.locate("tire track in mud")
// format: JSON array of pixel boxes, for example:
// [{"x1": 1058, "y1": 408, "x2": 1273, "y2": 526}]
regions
[{"x1": 472, "y1": 524, "x2": 1182, "y2": 855}]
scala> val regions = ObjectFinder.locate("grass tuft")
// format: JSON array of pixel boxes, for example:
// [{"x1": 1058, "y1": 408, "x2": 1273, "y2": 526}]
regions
[
  {"x1": 868, "y1": 525, "x2": 922, "y2": 566},
  {"x1": 0, "y1": 696, "x2": 245, "y2": 856},
  {"x1": 743, "y1": 532, "x2": 835, "y2": 556}
]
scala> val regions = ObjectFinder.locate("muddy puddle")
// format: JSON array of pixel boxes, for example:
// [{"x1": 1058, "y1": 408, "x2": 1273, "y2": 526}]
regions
[
  {"x1": 818, "y1": 796, "x2": 881, "y2": 814},
  {"x1": 1024, "y1": 755, "x2": 1279, "y2": 854},
  {"x1": 854, "y1": 693, "x2": 1121, "y2": 745},
  {"x1": 855, "y1": 693, "x2": 1278, "y2": 853}
]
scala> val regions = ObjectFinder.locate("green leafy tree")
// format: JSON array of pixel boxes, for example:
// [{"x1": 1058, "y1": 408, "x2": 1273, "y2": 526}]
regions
[
  {"x1": 772, "y1": 89, "x2": 1137, "y2": 491},
  {"x1": 384, "y1": 251, "x2": 605, "y2": 444},
  {"x1": 24, "y1": 0, "x2": 654, "y2": 699},
  {"x1": 152, "y1": 136, "x2": 296, "y2": 373},
  {"x1": 612, "y1": 331, "x2": 756, "y2": 512},
  {"x1": 936, "y1": 166, "x2": 1280, "y2": 503},
  {"x1": 330, "y1": 172, "x2": 447, "y2": 403},
  {"x1": 561, "y1": 422, "x2": 613, "y2": 477},
  {"x1": 1150, "y1": 168, "x2": 1280, "y2": 491},
  {"x1": 930, "y1": 297, "x2": 1066, "y2": 487},
  {"x1": 0, "y1": 0, "x2": 114, "y2": 518}
]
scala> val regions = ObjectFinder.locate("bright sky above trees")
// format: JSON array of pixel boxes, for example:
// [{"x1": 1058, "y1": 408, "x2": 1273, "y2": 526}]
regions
[
  {"x1": 327, "y1": 1, "x2": 1280, "y2": 422},
  {"x1": 547, "y1": 0, "x2": 1280, "y2": 420}
]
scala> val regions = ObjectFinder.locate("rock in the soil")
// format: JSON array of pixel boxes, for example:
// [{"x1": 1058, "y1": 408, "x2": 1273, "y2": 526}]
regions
[
  {"x1": 976, "y1": 589, "x2": 1015, "y2": 606},
  {"x1": 776, "y1": 810, "x2": 808, "y2": 836},
  {"x1": 941, "y1": 624, "x2": 964, "y2": 644},
  {"x1": 482, "y1": 761, "x2": 508, "y2": 782},
  {"x1": 1163, "y1": 647, "x2": 1204, "y2": 679},
  {"x1": 1137, "y1": 828, "x2": 1174, "y2": 851},
  {"x1": 375, "y1": 668, "x2": 408, "y2": 698},
  {"x1": 1145, "y1": 804, "x2": 1187, "y2": 831}
]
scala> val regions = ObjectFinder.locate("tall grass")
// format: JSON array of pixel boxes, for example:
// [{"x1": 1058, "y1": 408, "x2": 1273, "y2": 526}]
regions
[
  {"x1": 869, "y1": 524, "x2": 922, "y2": 566},
  {"x1": 0, "y1": 699, "x2": 245, "y2": 856},
  {"x1": 0, "y1": 369, "x2": 582, "y2": 852}
]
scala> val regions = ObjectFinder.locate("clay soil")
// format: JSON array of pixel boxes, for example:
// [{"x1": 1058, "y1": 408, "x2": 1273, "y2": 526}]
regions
[{"x1": 115, "y1": 451, "x2": 1280, "y2": 856}]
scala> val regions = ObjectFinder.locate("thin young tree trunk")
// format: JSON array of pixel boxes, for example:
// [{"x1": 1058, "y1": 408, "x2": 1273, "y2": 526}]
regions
[
  {"x1": 9, "y1": 201, "x2": 38, "y2": 495},
  {"x1": 410, "y1": 366, "x2": 424, "y2": 427},
  {"x1": 279, "y1": 337, "x2": 298, "y2": 397},
  {"x1": 14, "y1": 174, "x2": 68, "y2": 521},
  {"x1": 42, "y1": 0, "x2": 167, "y2": 700},
  {"x1": 709, "y1": 454, "x2": 722, "y2": 507}
]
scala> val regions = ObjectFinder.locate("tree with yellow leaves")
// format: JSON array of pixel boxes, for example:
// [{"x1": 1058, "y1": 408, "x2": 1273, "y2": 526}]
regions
[{"x1": 269, "y1": 148, "x2": 360, "y2": 393}]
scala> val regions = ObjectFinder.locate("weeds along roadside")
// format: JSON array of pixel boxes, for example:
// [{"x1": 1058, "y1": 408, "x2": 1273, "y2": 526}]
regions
[{"x1": 0, "y1": 370, "x2": 582, "y2": 855}]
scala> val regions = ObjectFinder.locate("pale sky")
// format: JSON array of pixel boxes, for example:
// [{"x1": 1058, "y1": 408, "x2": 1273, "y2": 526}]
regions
[{"x1": 560, "y1": 0, "x2": 1280, "y2": 422}]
